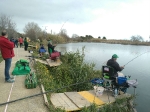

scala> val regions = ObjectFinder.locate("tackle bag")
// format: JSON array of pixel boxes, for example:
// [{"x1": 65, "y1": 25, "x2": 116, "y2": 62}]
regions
[
  {"x1": 12, "y1": 59, "x2": 30, "y2": 75},
  {"x1": 50, "y1": 51, "x2": 60, "y2": 60},
  {"x1": 25, "y1": 72, "x2": 37, "y2": 89},
  {"x1": 90, "y1": 78, "x2": 104, "y2": 86}
]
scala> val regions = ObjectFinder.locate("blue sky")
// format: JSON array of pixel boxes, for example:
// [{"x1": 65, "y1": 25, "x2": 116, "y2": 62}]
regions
[{"x1": 0, "y1": 0, "x2": 150, "y2": 40}]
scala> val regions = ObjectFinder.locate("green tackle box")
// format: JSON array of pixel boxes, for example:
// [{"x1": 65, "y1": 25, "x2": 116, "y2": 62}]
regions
[{"x1": 25, "y1": 72, "x2": 37, "y2": 89}]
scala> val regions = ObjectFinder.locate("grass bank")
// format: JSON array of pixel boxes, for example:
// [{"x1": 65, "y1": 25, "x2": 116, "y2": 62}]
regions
[
  {"x1": 32, "y1": 48, "x2": 136, "y2": 112},
  {"x1": 34, "y1": 48, "x2": 102, "y2": 92}
]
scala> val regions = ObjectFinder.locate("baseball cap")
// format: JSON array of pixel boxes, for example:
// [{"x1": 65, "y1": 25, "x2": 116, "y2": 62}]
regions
[{"x1": 112, "y1": 54, "x2": 119, "y2": 58}]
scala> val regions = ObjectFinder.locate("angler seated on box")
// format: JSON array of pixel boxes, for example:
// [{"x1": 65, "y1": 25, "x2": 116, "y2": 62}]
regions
[
  {"x1": 39, "y1": 44, "x2": 46, "y2": 56},
  {"x1": 102, "y1": 54, "x2": 125, "y2": 87},
  {"x1": 106, "y1": 54, "x2": 124, "y2": 78}
]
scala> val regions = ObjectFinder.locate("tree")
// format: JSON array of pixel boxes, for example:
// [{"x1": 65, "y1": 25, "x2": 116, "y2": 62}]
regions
[
  {"x1": 23, "y1": 22, "x2": 42, "y2": 41},
  {"x1": 59, "y1": 29, "x2": 69, "y2": 42},
  {"x1": 98, "y1": 36, "x2": 101, "y2": 39},
  {"x1": 72, "y1": 34, "x2": 79, "y2": 38},
  {"x1": 0, "y1": 14, "x2": 17, "y2": 38},
  {"x1": 102, "y1": 36, "x2": 106, "y2": 39},
  {"x1": 130, "y1": 35, "x2": 143, "y2": 42},
  {"x1": 85, "y1": 35, "x2": 93, "y2": 39}
]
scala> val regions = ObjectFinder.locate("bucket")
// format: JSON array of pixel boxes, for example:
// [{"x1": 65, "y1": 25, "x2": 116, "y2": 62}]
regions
[
  {"x1": 94, "y1": 86, "x2": 104, "y2": 96},
  {"x1": 117, "y1": 77, "x2": 127, "y2": 85}
]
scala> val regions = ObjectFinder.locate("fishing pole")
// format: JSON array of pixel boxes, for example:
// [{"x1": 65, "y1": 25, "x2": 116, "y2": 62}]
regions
[
  {"x1": 124, "y1": 50, "x2": 150, "y2": 66},
  {"x1": 56, "y1": 20, "x2": 68, "y2": 38},
  {"x1": 54, "y1": 18, "x2": 73, "y2": 44},
  {"x1": 56, "y1": 18, "x2": 73, "y2": 39}
]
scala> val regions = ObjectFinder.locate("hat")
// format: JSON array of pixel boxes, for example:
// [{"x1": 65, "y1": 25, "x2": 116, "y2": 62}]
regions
[{"x1": 112, "y1": 54, "x2": 119, "y2": 58}]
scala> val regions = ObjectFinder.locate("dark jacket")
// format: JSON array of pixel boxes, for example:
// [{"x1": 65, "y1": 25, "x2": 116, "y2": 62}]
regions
[
  {"x1": 15, "y1": 39, "x2": 18, "y2": 43},
  {"x1": 48, "y1": 43, "x2": 55, "y2": 53},
  {"x1": 0, "y1": 36, "x2": 15, "y2": 59},
  {"x1": 24, "y1": 39, "x2": 28, "y2": 46},
  {"x1": 107, "y1": 58, "x2": 123, "y2": 77}
]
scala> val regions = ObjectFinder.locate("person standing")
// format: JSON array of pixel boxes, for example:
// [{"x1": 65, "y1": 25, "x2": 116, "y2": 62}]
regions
[
  {"x1": 0, "y1": 30, "x2": 15, "y2": 83},
  {"x1": 15, "y1": 38, "x2": 18, "y2": 48},
  {"x1": 18, "y1": 37, "x2": 23, "y2": 48},
  {"x1": 10, "y1": 37, "x2": 15, "y2": 47},
  {"x1": 47, "y1": 40, "x2": 56, "y2": 55},
  {"x1": 24, "y1": 37, "x2": 28, "y2": 51}
]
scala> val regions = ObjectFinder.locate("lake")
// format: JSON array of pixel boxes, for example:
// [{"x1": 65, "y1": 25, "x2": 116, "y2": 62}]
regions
[{"x1": 55, "y1": 42, "x2": 150, "y2": 112}]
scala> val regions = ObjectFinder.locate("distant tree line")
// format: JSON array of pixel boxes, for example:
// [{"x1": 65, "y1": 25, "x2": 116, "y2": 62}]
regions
[
  {"x1": 71, "y1": 34, "x2": 107, "y2": 42},
  {"x1": 0, "y1": 14, "x2": 146, "y2": 44}
]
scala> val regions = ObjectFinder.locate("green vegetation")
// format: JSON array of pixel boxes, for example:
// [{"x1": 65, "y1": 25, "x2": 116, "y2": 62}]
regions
[
  {"x1": 98, "y1": 95, "x2": 136, "y2": 112},
  {"x1": 79, "y1": 95, "x2": 136, "y2": 112},
  {"x1": 34, "y1": 48, "x2": 101, "y2": 92},
  {"x1": 32, "y1": 48, "x2": 136, "y2": 112}
]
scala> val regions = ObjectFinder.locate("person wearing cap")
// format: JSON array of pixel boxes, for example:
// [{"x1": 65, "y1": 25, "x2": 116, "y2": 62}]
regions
[{"x1": 107, "y1": 54, "x2": 124, "y2": 78}]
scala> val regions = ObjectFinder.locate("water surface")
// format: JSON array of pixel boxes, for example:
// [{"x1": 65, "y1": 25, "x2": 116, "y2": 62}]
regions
[{"x1": 55, "y1": 42, "x2": 150, "y2": 112}]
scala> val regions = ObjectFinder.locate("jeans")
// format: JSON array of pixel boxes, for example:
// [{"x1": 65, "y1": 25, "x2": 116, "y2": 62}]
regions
[
  {"x1": 15, "y1": 43, "x2": 18, "y2": 48},
  {"x1": 20, "y1": 43, "x2": 23, "y2": 48},
  {"x1": 24, "y1": 45, "x2": 28, "y2": 51},
  {"x1": 4, "y1": 58, "x2": 12, "y2": 81}
]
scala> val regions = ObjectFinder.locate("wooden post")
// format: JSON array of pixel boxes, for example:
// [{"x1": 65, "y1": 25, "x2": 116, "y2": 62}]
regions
[
  {"x1": 41, "y1": 84, "x2": 49, "y2": 106},
  {"x1": 56, "y1": 57, "x2": 60, "y2": 63}
]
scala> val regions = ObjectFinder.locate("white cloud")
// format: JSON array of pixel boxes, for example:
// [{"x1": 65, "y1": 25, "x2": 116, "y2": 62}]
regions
[
  {"x1": 0, "y1": 0, "x2": 149, "y2": 40},
  {"x1": 64, "y1": 0, "x2": 150, "y2": 40}
]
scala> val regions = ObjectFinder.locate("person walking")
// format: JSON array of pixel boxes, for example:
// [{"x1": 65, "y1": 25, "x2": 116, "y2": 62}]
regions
[
  {"x1": 18, "y1": 37, "x2": 23, "y2": 48},
  {"x1": 0, "y1": 30, "x2": 15, "y2": 83}
]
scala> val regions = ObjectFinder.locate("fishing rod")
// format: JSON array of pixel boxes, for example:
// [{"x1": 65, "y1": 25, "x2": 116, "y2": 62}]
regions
[
  {"x1": 56, "y1": 20, "x2": 68, "y2": 38},
  {"x1": 124, "y1": 50, "x2": 150, "y2": 66},
  {"x1": 56, "y1": 18, "x2": 73, "y2": 39},
  {"x1": 0, "y1": 80, "x2": 90, "y2": 106},
  {"x1": 54, "y1": 19, "x2": 73, "y2": 44}
]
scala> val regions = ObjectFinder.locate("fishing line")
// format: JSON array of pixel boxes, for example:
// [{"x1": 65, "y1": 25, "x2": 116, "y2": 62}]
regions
[
  {"x1": 0, "y1": 80, "x2": 90, "y2": 106},
  {"x1": 124, "y1": 50, "x2": 150, "y2": 66},
  {"x1": 56, "y1": 18, "x2": 73, "y2": 39}
]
